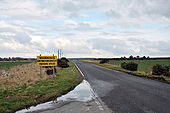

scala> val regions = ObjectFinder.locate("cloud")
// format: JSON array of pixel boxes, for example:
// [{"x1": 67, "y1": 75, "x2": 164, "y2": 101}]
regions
[{"x1": 0, "y1": 0, "x2": 170, "y2": 58}]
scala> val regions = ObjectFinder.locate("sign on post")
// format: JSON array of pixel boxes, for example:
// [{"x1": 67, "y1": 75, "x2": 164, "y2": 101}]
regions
[{"x1": 37, "y1": 56, "x2": 57, "y2": 66}]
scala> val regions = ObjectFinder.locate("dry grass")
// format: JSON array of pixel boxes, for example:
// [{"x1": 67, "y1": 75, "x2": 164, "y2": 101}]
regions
[{"x1": 0, "y1": 62, "x2": 60, "y2": 89}]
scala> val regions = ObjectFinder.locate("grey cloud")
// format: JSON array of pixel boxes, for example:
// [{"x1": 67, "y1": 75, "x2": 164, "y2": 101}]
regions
[
  {"x1": 74, "y1": 22, "x2": 99, "y2": 31},
  {"x1": 89, "y1": 38, "x2": 132, "y2": 56},
  {"x1": 101, "y1": 31, "x2": 143, "y2": 37},
  {"x1": 0, "y1": 0, "x2": 170, "y2": 58},
  {"x1": 88, "y1": 37, "x2": 170, "y2": 57},
  {"x1": 105, "y1": 10, "x2": 121, "y2": 18},
  {"x1": 144, "y1": 0, "x2": 170, "y2": 18},
  {"x1": 128, "y1": 38, "x2": 170, "y2": 56},
  {"x1": 0, "y1": 28, "x2": 31, "y2": 44}
]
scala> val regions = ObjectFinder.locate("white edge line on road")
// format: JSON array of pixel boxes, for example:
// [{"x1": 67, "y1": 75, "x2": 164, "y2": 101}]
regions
[
  {"x1": 74, "y1": 62, "x2": 84, "y2": 77},
  {"x1": 73, "y1": 61, "x2": 112, "y2": 113}
]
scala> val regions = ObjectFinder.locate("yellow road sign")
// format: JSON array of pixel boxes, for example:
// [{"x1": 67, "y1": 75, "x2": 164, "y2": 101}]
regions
[{"x1": 37, "y1": 56, "x2": 57, "y2": 66}]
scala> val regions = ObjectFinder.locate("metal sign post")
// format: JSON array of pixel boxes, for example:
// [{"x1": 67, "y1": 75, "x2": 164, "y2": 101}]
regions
[
  {"x1": 40, "y1": 54, "x2": 42, "y2": 78},
  {"x1": 53, "y1": 54, "x2": 55, "y2": 78}
]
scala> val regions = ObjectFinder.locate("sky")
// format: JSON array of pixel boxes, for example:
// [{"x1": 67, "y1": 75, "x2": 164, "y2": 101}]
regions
[{"x1": 0, "y1": 0, "x2": 170, "y2": 58}]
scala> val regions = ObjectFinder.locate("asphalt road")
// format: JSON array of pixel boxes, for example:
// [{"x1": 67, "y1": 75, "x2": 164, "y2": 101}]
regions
[{"x1": 74, "y1": 61, "x2": 170, "y2": 113}]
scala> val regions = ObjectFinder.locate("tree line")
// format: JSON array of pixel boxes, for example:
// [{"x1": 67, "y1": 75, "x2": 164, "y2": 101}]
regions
[{"x1": 94, "y1": 55, "x2": 170, "y2": 60}]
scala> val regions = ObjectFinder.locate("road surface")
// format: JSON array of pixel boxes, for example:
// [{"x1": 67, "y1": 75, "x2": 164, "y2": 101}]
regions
[{"x1": 74, "y1": 61, "x2": 170, "y2": 113}]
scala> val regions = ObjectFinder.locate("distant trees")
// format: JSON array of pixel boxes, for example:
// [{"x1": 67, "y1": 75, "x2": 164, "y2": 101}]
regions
[
  {"x1": 136, "y1": 56, "x2": 140, "y2": 59},
  {"x1": 126, "y1": 55, "x2": 150, "y2": 60},
  {"x1": 129, "y1": 55, "x2": 134, "y2": 60},
  {"x1": 94, "y1": 56, "x2": 170, "y2": 61}
]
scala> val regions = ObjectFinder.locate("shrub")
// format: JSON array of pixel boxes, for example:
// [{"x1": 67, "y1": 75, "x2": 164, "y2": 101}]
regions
[
  {"x1": 58, "y1": 59, "x2": 69, "y2": 68},
  {"x1": 46, "y1": 68, "x2": 57, "y2": 75},
  {"x1": 61, "y1": 57, "x2": 69, "y2": 62},
  {"x1": 121, "y1": 62, "x2": 138, "y2": 71},
  {"x1": 152, "y1": 64, "x2": 169, "y2": 76},
  {"x1": 99, "y1": 59, "x2": 109, "y2": 64},
  {"x1": 121, "y1": 62, "x2": 126, "y2": 69}
]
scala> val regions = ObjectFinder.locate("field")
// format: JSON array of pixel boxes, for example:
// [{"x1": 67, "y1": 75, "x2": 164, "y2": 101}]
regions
[
  {"x1": 80, "y1": 60, "x2": 170, "y2": 83},
  {"x1": 0, "y1": 62, "x2": 32, "y2": 68},
  {"x1": 109, "y1": 59, "x2": 170, "y2": 73},
  {"x1": 0, "y1": 61, "x2": 82, "y2": 113},
  {"x1": 0, "y1": 62, "x2": 51, "y2": 89}
]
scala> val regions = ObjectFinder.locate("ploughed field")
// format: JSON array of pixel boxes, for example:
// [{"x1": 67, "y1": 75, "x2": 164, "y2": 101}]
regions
[{"x1": 109, "y1": 59, "x2": 170, "y2": 73}]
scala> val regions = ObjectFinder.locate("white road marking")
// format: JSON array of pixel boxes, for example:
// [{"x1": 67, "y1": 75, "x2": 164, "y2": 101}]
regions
[
  {"x1": 74, "y1": 61, "x2": 110, "y2": 112},
  {"x1": 74, "y1": 62, "x2": 85, "y2": 77}
]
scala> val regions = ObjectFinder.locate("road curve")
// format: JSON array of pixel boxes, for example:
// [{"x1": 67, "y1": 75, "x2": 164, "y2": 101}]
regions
[{"x1": 74, "y1": 61, "x2": 170, "y2": 113}]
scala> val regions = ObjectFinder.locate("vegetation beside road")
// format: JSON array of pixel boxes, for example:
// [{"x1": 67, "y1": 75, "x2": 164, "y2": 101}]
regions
[
  {"x1": 81, "y1": 60, "x2": 170, "y2": 83},
  {"x1": 0, "y1": 61, "x2": 82, "y2": 113},
  {"x1": 109, "y1": 59, "x2": 170, "y2": 73}
]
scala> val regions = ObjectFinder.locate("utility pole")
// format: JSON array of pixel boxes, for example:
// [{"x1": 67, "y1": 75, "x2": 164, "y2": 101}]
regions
[
  {"x1": 53, "y1": 54, "x2": 55, "y2": 78},
  {"x1": 60, "y1": 49, "x2": 62, "y2": 58},
  {"x1": 58, "y1": 49, "x2": 60, "y2": 59}
]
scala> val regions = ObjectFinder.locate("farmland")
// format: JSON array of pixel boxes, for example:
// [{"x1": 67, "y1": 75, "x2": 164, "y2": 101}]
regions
[
  {"x1": 0, "y1": 62, "x2": 50, "y2": 89},
  {"x1": 109, "y1": 59, "x2": 170, "y2": 73},
  {"x1": 0, "y1": 62, "x2": 32, "y2": 69}
]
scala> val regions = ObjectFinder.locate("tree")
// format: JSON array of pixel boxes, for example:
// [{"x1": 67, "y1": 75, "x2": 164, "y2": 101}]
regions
[
  {"x1": 129, "y1": 55, "x2": 133, "y2": 60},
  {"x1": 143, "y1": 56, "x2": 146, "y2": 59}
]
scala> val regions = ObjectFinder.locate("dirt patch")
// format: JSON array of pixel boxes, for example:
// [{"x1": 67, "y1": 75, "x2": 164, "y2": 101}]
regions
[{"x1": 0, "y1": 63, "x2": 60, "y2": 89}]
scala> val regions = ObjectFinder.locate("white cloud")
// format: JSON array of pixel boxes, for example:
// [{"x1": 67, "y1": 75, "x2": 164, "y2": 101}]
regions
[{"x1": 0, "y1": 0, "x2": 170, "y2": 58}]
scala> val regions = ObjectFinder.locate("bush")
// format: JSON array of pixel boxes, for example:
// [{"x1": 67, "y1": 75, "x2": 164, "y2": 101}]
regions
[
  {"x1": 121, "y1": 62, "x2": 126, "y2": 69},
  {"x1": 152, "y1": 64, "x2": 169, "y2": 76},
  {"x1": 99, "y1": 59, "x2": 109, "y2": 64},
  {"x1": 121, "y1": 62, "x2": 138, "y2": 71},
  {"x1": 58, "y1": 59, "x2": 69, "y2": 68},
  {"x1": 46, "y1": 68, "x2": 57, "y2": 75},
  {"x1": 61, "y1": 57, "x2": 69, "y2": 62}
]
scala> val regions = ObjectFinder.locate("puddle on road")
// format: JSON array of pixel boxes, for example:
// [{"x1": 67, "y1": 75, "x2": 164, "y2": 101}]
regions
[{"x1": 16, "y1": 80, "x2": 96, "y2": 113}]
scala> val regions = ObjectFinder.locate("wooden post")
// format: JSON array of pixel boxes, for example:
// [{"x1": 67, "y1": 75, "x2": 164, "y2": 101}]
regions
[
  {"x1": 40, "y1": 66, "x2": 42, "y2": 78},
  {"x1": 40, "y1": 54, "x2": 42, "y2": 78}
]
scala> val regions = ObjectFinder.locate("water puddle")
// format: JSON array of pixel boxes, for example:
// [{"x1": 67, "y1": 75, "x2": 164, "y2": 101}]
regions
[{"x1": 16, "y1": 80, "x2": 96, "y2": 113}]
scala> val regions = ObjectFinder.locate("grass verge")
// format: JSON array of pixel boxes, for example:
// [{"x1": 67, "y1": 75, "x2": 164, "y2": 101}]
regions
[
  {"x1": 0, "y1": 61, "x2": 82, "y2": 113},
  {"x1": 80, "y1": 60, "x2": 170, "y2": 84}
]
